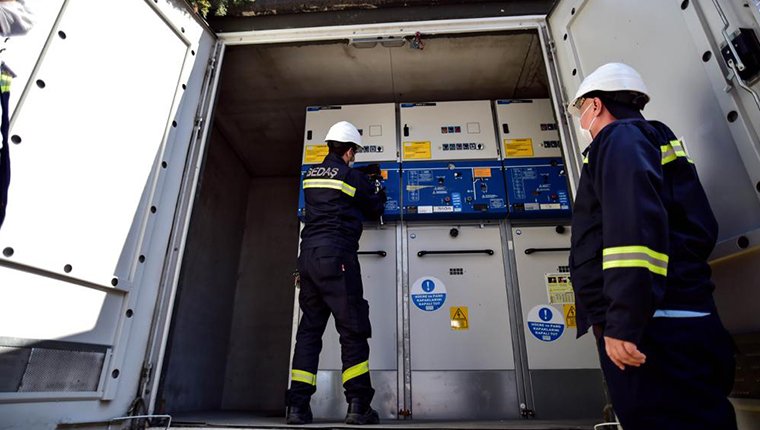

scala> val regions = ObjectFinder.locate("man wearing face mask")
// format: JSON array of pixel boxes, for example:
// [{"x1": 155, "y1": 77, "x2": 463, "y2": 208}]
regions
[
  {"x1": 287, "y1": 120, "x2": 386, "y2": 425},
  {"x1": 568, "y1": 63, "x2": 736, "y2": 430}
]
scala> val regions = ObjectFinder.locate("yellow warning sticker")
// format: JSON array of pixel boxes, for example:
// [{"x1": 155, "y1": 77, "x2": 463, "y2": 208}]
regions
[
  {"x1": 381, "y1": 170, "x2": 388, "y2": 180},
  {"x1": 403, "y1": 141, "x2": 432, "y2": 160},
  {"x1": 473, "y1": 168, "x2": 492, "y2": 178},
  {"x1": 450, "y1": 306, "x2": 469, "y2": 330},
  {"x1": 304, "y1": 144, "x2": 329, "y2": 164},
  {"x1": 546, "y1": 273, "x2": 574, "y2": 304},
  {"x1": 505, "y1": 138, "x2": 534, "y2": 157},
  {"x1": 564, "y1": 304, "x2": 577, "y2": 328}
]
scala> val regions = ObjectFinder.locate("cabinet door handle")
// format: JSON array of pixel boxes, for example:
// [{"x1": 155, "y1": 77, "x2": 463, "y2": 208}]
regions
[
  {"x1": 524, "y1": 247, "x2": 571, "y2": 255},
  {"x1": 417, "y1": 249, "x2": 494, "y2": 257},
  {"x1": 358, "y1": 250, "x2": 387, "y2": 257}
]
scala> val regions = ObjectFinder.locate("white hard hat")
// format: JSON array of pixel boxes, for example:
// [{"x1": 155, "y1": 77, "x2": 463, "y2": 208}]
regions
[
  {"x1": 568, "y1": 63, "x2": 650, "y2": 115},
  {"x1": 324, "y1": 121, "x2": 363, "y2": 148}
]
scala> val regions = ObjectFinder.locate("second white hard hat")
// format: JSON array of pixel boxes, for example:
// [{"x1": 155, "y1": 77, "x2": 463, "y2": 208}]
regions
[
  {"x1": 324, "y1": 121, "x2": 363, "y2": 148},
  {"x1": 568, "y1": 63, "x2": 650, "y2": 115}
]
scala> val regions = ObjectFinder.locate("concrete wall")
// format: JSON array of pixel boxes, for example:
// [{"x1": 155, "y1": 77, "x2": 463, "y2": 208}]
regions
[
  {"x1": 158, "y1": 127, "x2": 250, "y2": 413},
  {"x1": 223, "y1": 177, "x2": 300, "y2": 413}
]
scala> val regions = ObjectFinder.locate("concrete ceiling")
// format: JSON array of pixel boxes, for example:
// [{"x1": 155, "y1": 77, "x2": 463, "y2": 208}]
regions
[{"x1": 213, "y1": 31, "x2": 550, "y2": 178}]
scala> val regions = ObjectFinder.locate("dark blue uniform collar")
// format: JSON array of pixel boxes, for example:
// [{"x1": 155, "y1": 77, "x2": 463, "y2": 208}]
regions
[{"x1": 324, "y1": 152, "x2": 348, "y2": 166}]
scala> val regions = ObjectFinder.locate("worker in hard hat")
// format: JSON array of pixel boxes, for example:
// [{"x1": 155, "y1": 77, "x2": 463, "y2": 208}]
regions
[
  {"x1": 568, "y1": 63, "x2": 736, "y2": 429},
  {"x1": 0, "y1": 0, "x2": 33, "y2": 231},
  {"x1": 286, "y1": 121, "x2": 386, "y2": 425}
]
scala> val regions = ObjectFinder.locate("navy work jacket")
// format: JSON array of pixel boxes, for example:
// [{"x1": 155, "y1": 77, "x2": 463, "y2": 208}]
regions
[
  {"x1": 570, "y1": 119, "x2": 719, "y2": 343},
  {"x1": 300, "y1": 153, "x2": 386, "y2": 252}
]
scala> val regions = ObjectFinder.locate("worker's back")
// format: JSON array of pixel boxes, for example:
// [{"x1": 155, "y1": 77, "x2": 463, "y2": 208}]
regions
[{"x1": 300, "y1": 152, "x2": 385, "y2": 252}]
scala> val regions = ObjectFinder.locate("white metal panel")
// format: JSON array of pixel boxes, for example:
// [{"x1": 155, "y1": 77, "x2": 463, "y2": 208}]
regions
[
  {"x1": 319, "y1": 227, "x2": 398, "y2": 370},
  {"x1": 547, "y1": 0, "x2": 760, "y2": 251},
  {"x1": 0, "y1": 0, "x2": 216, "y2": 428},
  {"x1": 1, "y1": 0, "x2": 187, "y2": 286},
  {"x1": 510, "y1": 226, "x2": 599, "y2": 370},
  {"x1": 303, "y1": 103, "x2": 397, "y2": 164},
  {"x1": 1, "y1": 0, "x2": 66, "y2": 119},
  {"x1": 0, "y1": 266, "x2": 122, "y2": 345},
  {"x1": 400, "y1": 100, "x2": 499, "y2": 161},
  {"x1": 495, "y1": 99, "x2": 562, "y2": 159},
  {"x1": 407, "y1": 225, "x2": 514, "y2": 370}
]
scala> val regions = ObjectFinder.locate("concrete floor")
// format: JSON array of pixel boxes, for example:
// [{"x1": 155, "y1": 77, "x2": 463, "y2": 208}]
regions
[{"x1": 151, "y1": 411, "x2": 611, "y2": 430}]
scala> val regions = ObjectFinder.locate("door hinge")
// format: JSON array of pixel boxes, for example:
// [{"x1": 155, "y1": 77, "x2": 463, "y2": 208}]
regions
[
  {"x1": 540, "y1": 23, "x2": 556, "y2": 56},
  {"x1": 139, "y1": 362, "x2": 154, "y2": 396},
  {"x1": 547, "y1": 38, "x2": 557, "y2": 56}
]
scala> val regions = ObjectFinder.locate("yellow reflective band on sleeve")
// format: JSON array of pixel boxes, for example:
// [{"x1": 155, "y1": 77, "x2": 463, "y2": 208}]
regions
[
  {"x1": 661, "y1": 145, "x2": 678, "y2": 165},
  {"x1": 602, "y1": 246, "x2": 668, "y2": 276},
  {"x1": 291, "y1": 369, "x2": 317, "y2": 386},
  {"x1": 342, "y1": 361, "x2": 369, "y2": 384},
  {"x1": 0, "y1": 72, "x2": 12, "y2": 93},
  {"x1": 603, "y1": 246, "x2": 669, "y2": 262},
  {"x1": 602, "y1": 259, "x2": 668, "y2": 276},
  {"x1": 661, "y1": 140, "x2": 693, "y2": 165},
  {"x1": 303, "y1": 179, "x2": 356, "y2": 197}
]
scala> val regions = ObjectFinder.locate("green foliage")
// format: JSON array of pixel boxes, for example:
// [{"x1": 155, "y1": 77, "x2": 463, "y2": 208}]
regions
[{"x1": 190, "y1": 0, "x2": 248, "y2": 17}]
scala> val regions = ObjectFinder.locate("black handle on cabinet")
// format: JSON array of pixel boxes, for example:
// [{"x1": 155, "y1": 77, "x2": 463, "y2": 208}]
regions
[
  {"x1": 358, "y1": 250, "x2": 387, "y2": 257},
  {"x1": 524, "y1": 247, "x2": 571, "y2": 255},
  {"x1": 417, "y1": 249, "x2": 494, "y2": 257}
]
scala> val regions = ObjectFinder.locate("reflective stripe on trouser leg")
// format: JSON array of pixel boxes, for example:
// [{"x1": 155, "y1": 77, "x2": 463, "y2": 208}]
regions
[
  {"x1": 342, "y1": 360, "x2": 369, "y2": 384},
  {"x1": 292, "y1": 369, "x2": 317, "y2": 386}
]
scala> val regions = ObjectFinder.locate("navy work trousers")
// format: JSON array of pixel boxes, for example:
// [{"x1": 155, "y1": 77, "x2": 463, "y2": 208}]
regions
[
  {"x1": 596, "y1": 313, "x2": 737, "y2": 430},
  {"x1": 0, "y1": 84, "x2": 10, "y2": 229},
  {"x1": 287, "y1": 246, "x2": 374, "y2": 406}
]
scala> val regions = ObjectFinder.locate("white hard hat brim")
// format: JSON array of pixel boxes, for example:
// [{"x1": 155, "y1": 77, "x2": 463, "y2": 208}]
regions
[{"x1": 568, "y1": 63, "x2": 650, "y2": 116}]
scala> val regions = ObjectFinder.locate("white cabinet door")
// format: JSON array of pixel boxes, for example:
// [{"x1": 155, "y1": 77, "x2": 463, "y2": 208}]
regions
[
  {"x1": 0, "y1": 1, "x2": 216, "y2": 428},
  {"x1": 548, "y1": 0, "x2": 760, "y2": 254}
]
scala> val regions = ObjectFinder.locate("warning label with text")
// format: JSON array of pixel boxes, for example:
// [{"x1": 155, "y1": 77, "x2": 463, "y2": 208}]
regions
[{"x1": 546, "y1": 273, "x2": 574, "y2": 304}]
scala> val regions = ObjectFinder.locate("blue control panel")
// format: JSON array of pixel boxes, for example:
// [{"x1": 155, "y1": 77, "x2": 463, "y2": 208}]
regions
[
  {"x1": 297, "y1": 162, "x2": 401, "y2": 221},
  {"x1": 401, "y1": 160, "x2": 508, "y2": 220},
  {"x1": 503, "y1": 157, "x2": 571, "y2": 219}
]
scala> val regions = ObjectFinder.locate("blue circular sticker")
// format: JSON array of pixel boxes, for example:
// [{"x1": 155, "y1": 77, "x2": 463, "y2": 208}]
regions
[
  {"x1": 527, "y1": 305, "x2": 565, "y2": 342},
  {"x1": 411, "y1": 277, "x2": 447, "y2": 312}
]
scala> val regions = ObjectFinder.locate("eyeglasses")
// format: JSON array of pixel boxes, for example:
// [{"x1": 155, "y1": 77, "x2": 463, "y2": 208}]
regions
[{"x1": 570, "y1": 97, "x2": 586, "y2": 112}]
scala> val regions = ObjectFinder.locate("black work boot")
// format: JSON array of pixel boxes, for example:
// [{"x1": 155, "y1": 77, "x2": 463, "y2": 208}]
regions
[
  {"x1": 286, "y1": 404, "x2": 313, "y2": 425},
  {"x1": 345, "y1": 399, "x2": 379, "y2": 425}
]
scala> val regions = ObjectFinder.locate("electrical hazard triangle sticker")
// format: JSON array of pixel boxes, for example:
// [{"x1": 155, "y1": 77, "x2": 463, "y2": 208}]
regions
[
  {"x1": 450, "y1": 306, "x2": 469, "y2": 330},
  {"x1": 564, "y1": 304, "x2": 576, "y2": 328}
]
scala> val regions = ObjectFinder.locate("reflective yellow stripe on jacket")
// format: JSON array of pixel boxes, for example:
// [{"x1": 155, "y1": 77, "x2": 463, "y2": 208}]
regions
[
  {"x1": 661, "y1": 139, "x2": 693, "y2": 165},
  {"x1": 602, "y1": 245, "x2": 669, "y2": 276},
  {"x1": 0, "y1": 72, "x2": 12, "y2": 94},
  {"x1": 342, "y1": 360, "x2": 369, "y2": 384},
  {"x1": 303, "y1": 178, "x2": 356, "y2": 197},
  {"x1": 291, "y1": 369, "x2": 317, "y2": 386}
]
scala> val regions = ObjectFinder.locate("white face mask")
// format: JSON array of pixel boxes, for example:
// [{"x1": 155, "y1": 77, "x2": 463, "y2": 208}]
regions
[{"x1": 579, "y1": 102, "x2": 597, "y2": 144}]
